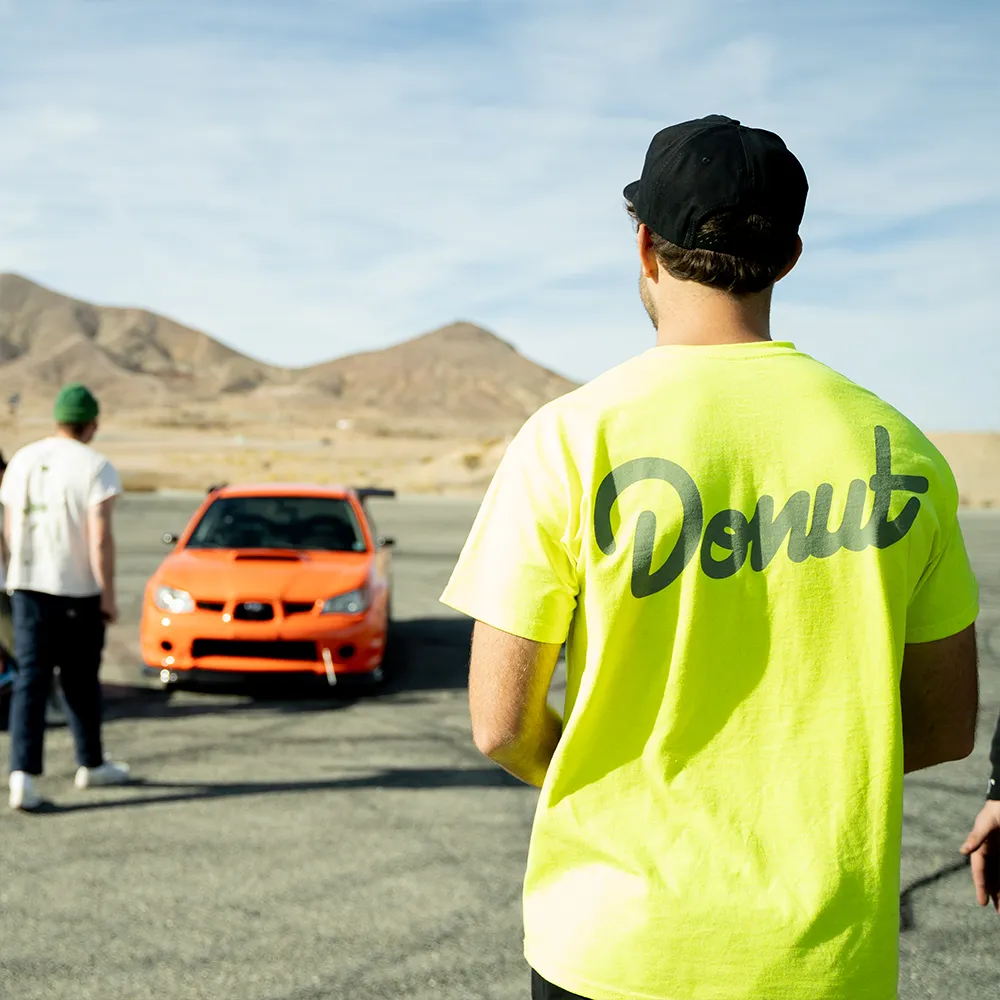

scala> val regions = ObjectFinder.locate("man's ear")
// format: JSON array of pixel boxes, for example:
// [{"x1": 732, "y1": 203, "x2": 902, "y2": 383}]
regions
[
  {"x1": 637, "y1": 223, "x2": 660, "y2": 280},
  {"x1": 775, "y1": 236, "x2": 803, "y2": 283}
]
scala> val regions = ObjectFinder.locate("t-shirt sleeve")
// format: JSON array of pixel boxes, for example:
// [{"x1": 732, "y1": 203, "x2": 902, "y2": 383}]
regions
[
  {"x1": 905, "y1": 511, "x2": 979, "y2": 644},
  {"x1": 89, "y1": 460, "x2": 123, "y2": 507},
  {"x1": 0, "y1": 455, "x2": 20, "y2": 509},
  {"x1": 439, "y1": 409, "x2": 580, "y2": 645}
]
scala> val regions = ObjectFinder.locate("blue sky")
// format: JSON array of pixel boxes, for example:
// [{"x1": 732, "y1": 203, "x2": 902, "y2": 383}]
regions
[{"x1": 0, "y1": 0, "x2": 997, "y2": 429}]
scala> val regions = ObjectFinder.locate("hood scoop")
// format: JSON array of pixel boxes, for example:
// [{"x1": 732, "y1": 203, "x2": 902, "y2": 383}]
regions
[{"x1": 233, "y1": 553, "x2": 302, "y2": 562}]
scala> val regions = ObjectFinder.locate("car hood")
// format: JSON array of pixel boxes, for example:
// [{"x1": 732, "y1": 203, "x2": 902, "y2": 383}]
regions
[{"x1": 153, "y1": 549, "x2": 371, "y2": 603}]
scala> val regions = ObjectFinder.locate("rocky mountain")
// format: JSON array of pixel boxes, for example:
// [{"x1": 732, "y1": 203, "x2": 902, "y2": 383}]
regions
[{"x1": 0, "y1": 274, "x2": 576, "y2": 421}]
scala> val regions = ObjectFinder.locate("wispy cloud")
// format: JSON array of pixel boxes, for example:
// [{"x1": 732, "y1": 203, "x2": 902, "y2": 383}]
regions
[{"x1": 0, "y1": 0, "x2": 996, "y2": 428}]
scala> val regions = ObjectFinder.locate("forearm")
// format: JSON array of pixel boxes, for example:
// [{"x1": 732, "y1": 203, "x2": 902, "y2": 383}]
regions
[
  {"x1": 92, "y1": 534, "x2": 116, "y2": 598},
  {"x1": 904, "y1": 744, "x2": 961, "y2": 774},
  {"x1": 482, "y1": 704, "x2": 562, "y2": 788},
  {"x1": 903, "y1": 716, "x2": 976, "y2": 773}
]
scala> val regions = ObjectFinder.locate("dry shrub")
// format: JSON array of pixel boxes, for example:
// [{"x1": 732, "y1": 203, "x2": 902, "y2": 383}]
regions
[
  {"x1": 148, "y1": 410, "x2": 231, "y2": 432},
  {"x1": 120, "y1": 470, "x2": 163, "y2": 493}
]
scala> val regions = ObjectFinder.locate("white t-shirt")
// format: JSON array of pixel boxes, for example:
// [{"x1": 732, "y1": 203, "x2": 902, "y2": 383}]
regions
[{"x1": 0, "y1": 437, "x2": 122, "y2": 597}]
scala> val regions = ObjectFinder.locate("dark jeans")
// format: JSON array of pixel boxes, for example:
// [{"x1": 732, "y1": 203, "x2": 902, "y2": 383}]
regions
[
  {"x1": 532, "y1": 969, "x2": 589, "y2": 999},
  {"x1": 8, "y1": 590, "x2": 106, "y2": 775}
]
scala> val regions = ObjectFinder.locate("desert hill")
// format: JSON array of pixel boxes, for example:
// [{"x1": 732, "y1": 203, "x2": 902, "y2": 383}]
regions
[
  {"x1": 0, "y1": 273, "x2": 285, "y2": 406},
  {"x1": 0, "y1": 274, "x2": 575, "y2": 422},
  {"x1": 289, "y1": 322, "x2": 575, "y2": 421}
]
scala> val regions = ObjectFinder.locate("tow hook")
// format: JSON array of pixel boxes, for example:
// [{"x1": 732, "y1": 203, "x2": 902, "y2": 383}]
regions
[{"x1": 321, "y1": 647, "x2": 337, "y2": 687}]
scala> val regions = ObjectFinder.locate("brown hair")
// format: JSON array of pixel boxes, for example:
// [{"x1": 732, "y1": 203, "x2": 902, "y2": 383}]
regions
[
  {"x1": 57, "y1": 421, "x2": 95, "y2": 440},
  {"x1": 627, "y1": 204, "x2": 798, "y2": 295}
]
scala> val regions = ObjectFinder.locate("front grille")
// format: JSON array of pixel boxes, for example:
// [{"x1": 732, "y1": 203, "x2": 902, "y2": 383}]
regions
[
  {"x1": 282, "y1": 601, "x2": 315, "y2": 616},
  {"x1": 233, "y1": 602, "x2": 274, "y2": 621},
  {"x1": 191, "y1": 640, "x2": 318, "y2": 662},
  {"x1": 197, "y1": 600, "x2": 225, "y2": 612}
]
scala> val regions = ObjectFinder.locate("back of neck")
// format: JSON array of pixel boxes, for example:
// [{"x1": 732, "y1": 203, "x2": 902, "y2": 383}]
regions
[{"x1": 654, "y1": 285, "x2": 773, "y2": 348}]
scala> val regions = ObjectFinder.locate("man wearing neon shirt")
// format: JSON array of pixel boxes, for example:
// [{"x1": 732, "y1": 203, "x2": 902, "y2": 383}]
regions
[{"x1": 441, "y1": 115, "x2": 980, "y2": 999}]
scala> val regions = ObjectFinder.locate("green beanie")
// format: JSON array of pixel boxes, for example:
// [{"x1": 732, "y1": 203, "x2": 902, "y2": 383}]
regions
[{"x1": 53, "y1": 383, "x2": 100, "y2": 424}]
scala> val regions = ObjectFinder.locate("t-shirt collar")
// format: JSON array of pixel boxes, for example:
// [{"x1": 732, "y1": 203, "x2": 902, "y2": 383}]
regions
[{"x1": 643, "y1": 340, "x2": 798, "y2": 360}]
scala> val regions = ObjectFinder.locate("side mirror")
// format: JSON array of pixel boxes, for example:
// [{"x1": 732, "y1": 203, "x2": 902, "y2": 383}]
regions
[
  {"x1": 162, "y1": 532, "x2": 179, "y2": 546},
  {"x1": 376, "y1": 536, "x2": 395, "y2": 548}
]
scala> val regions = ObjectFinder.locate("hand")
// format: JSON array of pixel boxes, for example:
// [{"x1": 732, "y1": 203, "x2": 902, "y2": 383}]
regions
[
  {"x1": 100, "y1": 593, "x2": 118, "y2": 625},
  {"x1": 960, "y1": 800, "x2": 1000, "y2": 912}
]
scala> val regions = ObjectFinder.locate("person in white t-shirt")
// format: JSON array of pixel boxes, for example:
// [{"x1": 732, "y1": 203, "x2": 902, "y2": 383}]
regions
[
  {"x1": 0, "y1": 449, "x2": 13, "y2": 695},
  {"x1": 0, "y1": 446, "x2": 70, "y2": 725},
  {"x1": 1, "y1": 384, "x2": 131, "y2": 811}
]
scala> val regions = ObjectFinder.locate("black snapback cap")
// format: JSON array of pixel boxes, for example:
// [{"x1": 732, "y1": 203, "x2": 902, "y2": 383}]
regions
[{"x1": 624, "y1": 114, "x2": 807, "y2": 254}]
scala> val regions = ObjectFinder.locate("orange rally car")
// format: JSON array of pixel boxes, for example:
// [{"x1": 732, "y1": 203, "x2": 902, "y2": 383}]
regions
[{"x1": 140, "y1": 483, "x2": 395, "y2": 691}]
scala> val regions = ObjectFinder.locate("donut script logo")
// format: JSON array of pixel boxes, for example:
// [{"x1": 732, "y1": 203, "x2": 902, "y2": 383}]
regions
[{"x1": 594, "y1": 426, "x2": 929, "y2": 598}]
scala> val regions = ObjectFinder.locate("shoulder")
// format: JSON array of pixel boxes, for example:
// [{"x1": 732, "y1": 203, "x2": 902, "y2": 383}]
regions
[
  {"x1": 519, "y1": 354, "x2": 649, "y2": 439},
  {"x1": 60, "y1": 442, "x2": 121, "y2": 492},
  {"x1": 69, "y1": 440, "x2": 114, "y2": 472},
  {"x1": 87, "y1": 446, "x2": 115, "y2": 470},
  {"x1": 828, "y1": 376, "x2": 961, "y2": 505},
  {"x1": 798, "y1": 354, "x2": 950, "y2": 456},
  {"x1": 8, "y1": 438, "x2": 45, "y2": 462},
  {"x1": 2, "y1": 440, "x2": 40, "y2": 477},
  {"x1": 88, "y1": 449, "x2": 122, "y2": 486},
  {"x1": 850, "y1": 389, "x2": 952, "y2": 474}
]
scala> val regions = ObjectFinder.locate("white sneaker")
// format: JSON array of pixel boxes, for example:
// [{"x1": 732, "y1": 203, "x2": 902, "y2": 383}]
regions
[
  {"x1": 74, "y1": 759, "x2": 132, "y2": 789},
  {"x1": 9, "y1": 771, "x2": 43, "y2": 811}
]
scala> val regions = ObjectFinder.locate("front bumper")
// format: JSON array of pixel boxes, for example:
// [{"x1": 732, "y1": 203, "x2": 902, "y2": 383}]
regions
[{"x1": 140, "y1": 607, "x2": 386, "y2": 680}]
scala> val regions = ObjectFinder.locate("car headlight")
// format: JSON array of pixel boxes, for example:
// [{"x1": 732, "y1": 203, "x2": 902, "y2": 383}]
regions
[
  {"x1": 154, "y1": 585, "x2": 196, "y2": 614},
  {"x1": 321, "y1": 586, "x2": 369, "y2": 615}
]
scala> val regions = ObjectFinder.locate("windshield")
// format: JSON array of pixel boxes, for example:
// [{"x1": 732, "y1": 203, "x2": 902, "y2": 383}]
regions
[{"x1": 186, "y1": 496, "x2": 367, "y2": 552}]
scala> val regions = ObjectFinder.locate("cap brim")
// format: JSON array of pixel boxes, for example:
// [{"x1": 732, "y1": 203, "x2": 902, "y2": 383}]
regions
[{"x1": 623, "y1": 180, "x2": 640, "y2": 203}]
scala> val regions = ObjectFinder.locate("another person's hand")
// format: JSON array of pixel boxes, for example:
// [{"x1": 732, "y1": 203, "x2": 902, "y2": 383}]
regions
[
  {"x1": 960, "y1": 800, "x2": 1000, "y2": 912},
  {"x1": 100, "y1": 592, "x2": 118, "y2": 625}
]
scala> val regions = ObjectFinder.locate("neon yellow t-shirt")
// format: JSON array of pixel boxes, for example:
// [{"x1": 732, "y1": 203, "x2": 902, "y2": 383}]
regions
[{"x1": 440, "y1": 341, "x2": 979, "y2": 1000}]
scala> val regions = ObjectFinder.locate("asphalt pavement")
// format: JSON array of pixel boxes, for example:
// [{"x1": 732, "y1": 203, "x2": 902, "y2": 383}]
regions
[{"x1": 0, "y1": 496, "x2": 997, "y2": 999}]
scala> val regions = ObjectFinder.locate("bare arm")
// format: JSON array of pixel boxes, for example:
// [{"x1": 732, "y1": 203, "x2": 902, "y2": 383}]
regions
[
  {"x1": 469, "y1": 621, "x2": 564, "y2": 788},
  {"x1": 959, "y1": 709, "x2": 1000, "y2": 913},
  {"x1": 901, "y1": 624, "x2": 978, "y2": 774},
  {"x1": 89, "y1": 496, "x2": 117, "y2": 622}
]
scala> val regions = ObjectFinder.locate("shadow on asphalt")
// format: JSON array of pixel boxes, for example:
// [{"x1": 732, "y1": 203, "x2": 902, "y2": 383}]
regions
[
  {"x1": 99, "y1": 685, "x2": 360, "y2": 723},
  {"x1": 385, "y1": 616, "x2": 473, "y2": 692},
  {"x1": 26, "y1": 766, "x2": 519, "y2": 815}
]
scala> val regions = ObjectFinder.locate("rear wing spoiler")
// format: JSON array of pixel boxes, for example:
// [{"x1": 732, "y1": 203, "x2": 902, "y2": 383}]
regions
[
  {"x1": 202, "y1": 483, "x2": 395, "y2": 502},
  {"x1": 355, "y1": 487, "x2": 396, "y2": 504}
]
